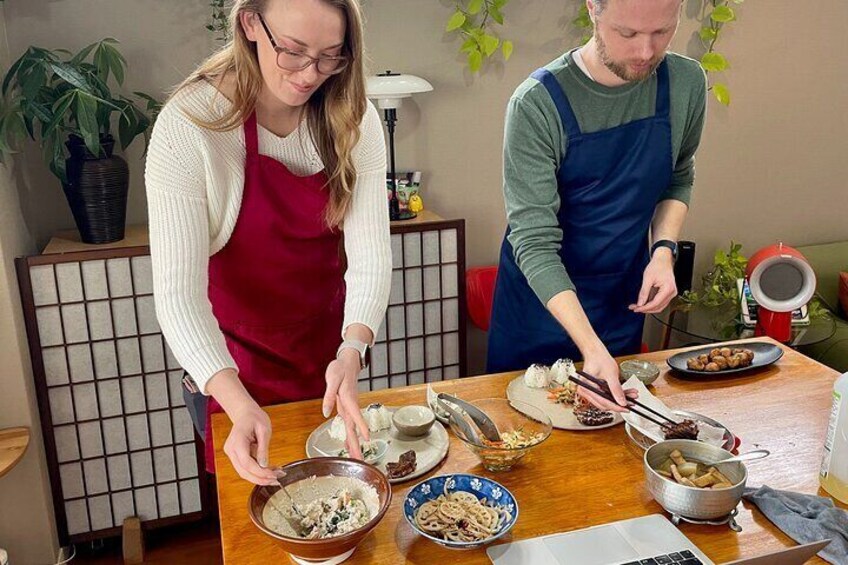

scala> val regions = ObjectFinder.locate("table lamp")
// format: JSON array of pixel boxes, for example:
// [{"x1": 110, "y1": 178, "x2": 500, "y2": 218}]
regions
[
  {"x1": 746, "y1": 242, "x2": 817, "y2": 342},
  {"x1": 365, "y1": 71, "x2": 433, "y2": 220}
]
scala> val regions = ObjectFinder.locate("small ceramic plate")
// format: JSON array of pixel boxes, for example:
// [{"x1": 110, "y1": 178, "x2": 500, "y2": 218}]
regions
[
  {"x1": 666, "y1": 341, "x2": 783, "y2": 376},
  {"x1": 625, "y1": 409, "x2": 738, "y2": 452},
  {"x1": 505, "y1": 376, "x2": 623, "y2": 431},
  {"x1": 305, "y1": 406, "x2": 449, "y2": 484}
]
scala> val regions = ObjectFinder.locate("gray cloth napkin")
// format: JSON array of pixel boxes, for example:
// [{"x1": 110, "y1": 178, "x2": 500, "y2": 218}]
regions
[{"x1": 744, "y1": 485, "x2": 848, "y2": 564}]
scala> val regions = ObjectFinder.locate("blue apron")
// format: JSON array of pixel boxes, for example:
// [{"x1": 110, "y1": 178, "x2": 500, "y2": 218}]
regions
[{"x1": 487, "y1": 59, "x2": 673, "y2": 373}]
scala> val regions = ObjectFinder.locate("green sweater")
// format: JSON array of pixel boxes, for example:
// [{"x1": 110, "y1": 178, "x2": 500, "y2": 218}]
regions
[{"x1": 504, "y1": 49, "x2": 707, "y2": 306}]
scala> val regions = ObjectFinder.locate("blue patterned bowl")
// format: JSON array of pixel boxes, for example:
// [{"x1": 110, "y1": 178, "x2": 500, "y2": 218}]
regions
[{"x1": 403, "y1": 474, "x2": 519, "y2": 549}]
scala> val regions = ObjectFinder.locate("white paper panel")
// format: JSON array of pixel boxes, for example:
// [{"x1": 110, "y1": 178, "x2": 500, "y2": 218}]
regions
[
  {"x1": 37, "y1": 306, "x2": 63, "y2": 347},
  {"x1": 389, "y1": 270, "x2": 404, "y2": 305},
  {"x1": 134, "y1": 486, "x2": 158, "y2": 520},
  {"x1": 357, "y1": 380, "x2": 370, "y2": 393},
  {"x1": 387, "y1": 306, "x2": 405, "y2": 340},
  {"x1": 56, "y1": 262, "x2": 84, "y2": 303},
  {"x1": 409, "y1": 371, "x2": 426, "y2": 386},
  {"x1": 31, "y1": 265, "x2": 58, "y2": 306},
  {"x1": 131, "y1": 451, "x2": 155, "y2": 487},
  {"x1": 136, "y1": 296, "x2": 159, "y2": 334},
  {"x1": 43, "y1": 347, "x2": 69, "y2": 386},
  {"x1": 422, "y1": 231, "x2": 440, "y2": 265},
  {"x1": 117, "y1": 338, "x2": 142, "y2": 376},
  {"x1": 49, "y1": 386, "x2": 74, "y2": 425},
  {"x1": 146, "y1": 373, "x2": 169, "y2": 411},
  {"x1": 122, "y1": 377, "x2": 147, "y2": 414},
  {"x1": 126, "y1": 414, "x2": 150, "y2": 450},
  {"x1": 60, "y1": 462, "x2": 85, "y2": 499},
  {"x1": 112, "y1": 298, "x2": 138, "y2": 338},
  {"x1": 389, "y1": 341, "x2": 406, "y2": 375},
  {"x1": 169, "y1": 372, "x2": 185, "y2": 407},
  {"x1": 86, "y1": 301, "x2": 114, "y2": 341},
  {"x1": 408, "y1": 337, "x2": 424, "y2": 371},
  {"x1": 112, "y1": 491, "x2": 135, "y2": 525},
  {"x1": 81, "y1": 260, "x2": 108, "y2": 300},
  {"x1": 423, "y1": 266, "x2": 440, "y2": 301},
  {"x1": 54, "y1": 425, "x2": 80, "y2": 463},
  {"x1": 150, "y1": 410, "x2": 173, "y2": 447},
  {"x1": 440, "y1": 229, "x2": 458, "y2": 263},
  {"x1": 441, "y1": 264, "x2": 458, "y2": 298},
  {"x1": 131, "y1": 256, "x2": 154, "y2": 294},
  {"x1": 390, "y1": 234, "x2": 403, "y2": 268},
  {"x1": 390, "y1": 375, "x2": 407, "y2": 388},
  {"x1": 158, "y1": 483, "x2": 180, "y2": 518},
  {"x1": 65, "y1": 499, "x2": 90, "y2": 536},
  {"x1": 406, "y1": 303, "x2": 423, "y2": 337},
  {"x1": 445, "y1": 365, "x2": 460, "y2": 380},
  {"x1": 107, "y1": 455, "x2": 132, "y2": 491},
  {"x1": 68, "y1": 344, "x2": 94, "y2": 383},
  {"x1": 426, "y1": 368, "x2": 444, "y2": 382},
  {"x1": 442, "y1": 298, "x2": 459, "y2": 332},
  {"x1": 176, "y1": 443, "x2": 198, "y2": 479},
  {"x1": 88, "y1": 495, "x2": 113, "y2": 531},
  {"x1": 172, "y1": 408, "x2": 195, "y2": 444},
  {"x1": 141, "y1": 335, "x2": 166, "y2": 374},
  {"x1": 425, "y1": 301, "x2": 441, "y2": 335},
  {"x1": 403, "y1": 233, "x2": 422, "y2": 267},
  {"x1": 164, "y1": 343, "x2": 180, "y2": 370},
  {"x1": 153, "y1": 447, "x2": 176, "y2": 482},
  {"x1": 78, "y1": 421, "x2": 103, "y2": 459},
  {"x1": 102, "y1": 418, "x2": 127, "y2": 454},
  {"x1": 425, "y1": 335, "x2": 442, "y2": 369},
  {"x1": 98, "y1": 380, "x2": 122, "y2": 418},
  {"x1": 61, "y1": 303, "x2": 89, "y2": 344},
  {"x1": 404, "y1": 268, "x2": 423, "y2": 302},
  {"x1": 106, "y1": 258, "x2": 133, "y2": 297},
  {"x1": 370, "y1": 377, "x2": 388, "y2": 391},
  {"x1": 179, "y1": 479, "x2": 202, "y2": 514},
  {"x1": 444, "y1": 332, "x2": 460, "y2": 366},
  {"x1": 83, "y1": 458, "x2": 108, "y2": 495},
  {"x1": 375, "y1": 318, "x2": 387, "y2": 343},
  {"x1": 92, "y1": 341, "x2": 119, "y2": 379},
  {"x1": 370, "y1": 343, "x2": 387, "y2": 377},
  {"x1": 74, "y1": 383, "x2": 101, "y2": 420}
]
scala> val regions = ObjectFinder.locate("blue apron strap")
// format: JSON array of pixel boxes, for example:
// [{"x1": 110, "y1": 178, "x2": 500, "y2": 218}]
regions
[
  {"x1": 654, "y1": 58, "x2": 670, "y2": 118},
  {"x1": 530, "y1": 68, "x2": 582, "y2": 139}
]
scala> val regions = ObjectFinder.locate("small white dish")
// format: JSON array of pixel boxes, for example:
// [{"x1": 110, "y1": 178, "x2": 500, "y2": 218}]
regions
[{"x1": 392, "y1": 405, "x2": 436, "y2": 437}]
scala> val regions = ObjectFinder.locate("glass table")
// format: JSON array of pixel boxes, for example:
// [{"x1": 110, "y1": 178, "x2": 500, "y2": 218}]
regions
[{"x1": 652, "y1": 297, "x2": 837, "y2": 350}]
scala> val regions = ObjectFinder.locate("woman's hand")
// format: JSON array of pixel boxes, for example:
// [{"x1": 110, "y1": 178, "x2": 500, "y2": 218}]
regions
[
  {"x1": 322, "y1": 349, "x2": 370, "y2": 460},
  {"x1": 579, "y1": 345, "x2": 637, "y2": 412}
]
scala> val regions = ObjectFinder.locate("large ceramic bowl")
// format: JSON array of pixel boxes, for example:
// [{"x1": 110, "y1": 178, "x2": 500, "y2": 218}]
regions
[
  {"x1": 248, "y1": 457, "x2": 391, "y2": 564},
  {"x1": 404, "y1": 473, "x2": 518, "y2": 550},
  {"x1": 644, "y1": 439, "x2": 747, "y2": 520},
  {"x1": 448, "y1": 397, "x2": 552, "y2": 472}
]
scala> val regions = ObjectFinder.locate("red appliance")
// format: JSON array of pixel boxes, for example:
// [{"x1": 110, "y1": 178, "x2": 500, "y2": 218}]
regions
[{"x1": 745, "y1": 242, "x2": 816, "y2": 342}]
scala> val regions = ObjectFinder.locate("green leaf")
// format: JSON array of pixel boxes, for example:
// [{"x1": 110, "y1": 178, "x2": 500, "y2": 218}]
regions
[
  {"x1": 107, "y1": 47, "x2": 125, "y2": 86},
  {"x1": 460, "y1": 38, "x2": 478, "y2": 54},
  {"x1": 489, "y1": 6, "x2": 504, "y2": 25},
  {"x1": 699, "y1": 26, "x2": 718, "y2": 42},
  {"x1": 118, "y1": 104, "x2": 138, "y2": 150},
  {"x1": 75, "y1": 92, "x2": 101, "y2": 156},
  {"x1": 502, "y1": 40, "x2": 514, "y2": 61},
  {"x1": 446, "y1": 11, "x2": 466, "y2": 32},
  {"x1": 2, "y1": 51, "x2": 31, "y2": 95},
  {"x1": 468, "y1": 49, "x2": 483, "y2": 73},
  {"x1": 93, "y1": 44, "x2": 110, "y2": 83},
  {"x1": 71, "y1": 42, "x2": 99, "y2": 66},
  {"x1": 467, "y1": 0, "x2": 484, "y2": 15},
  {"x1": 700, "y1": 52, "x2": 729, "y2": 72},
  {"x1": 49, "y1": 62, "x2": 91, "y2": 91},
  {"x1": 710, "y1": 5, "x2": 735, "y2": 23},
  {"x1": 712, "y1": 83, "x2": 731, "y2": 105},
  {"x1": 481, "y1": 33, "x2": 500, "y2": 56},
  {"x1": 43, "y1": 90, "x2": 76, "y2": 138}
]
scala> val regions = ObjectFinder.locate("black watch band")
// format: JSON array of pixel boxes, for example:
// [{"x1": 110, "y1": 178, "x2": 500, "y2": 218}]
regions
[{"x1": 651, "y1": 239, "x2": 678, "y2": 261}]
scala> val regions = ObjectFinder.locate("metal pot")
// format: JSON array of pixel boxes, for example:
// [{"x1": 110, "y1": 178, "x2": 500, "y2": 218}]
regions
[{"x1": 644, "y1": 439, "x2": 747, "y2": 520}]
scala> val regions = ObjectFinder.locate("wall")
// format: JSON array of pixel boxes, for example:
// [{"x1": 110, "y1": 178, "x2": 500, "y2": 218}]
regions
[{"x1": 0, "y1": 4, "x2": 60, "y2": 564}]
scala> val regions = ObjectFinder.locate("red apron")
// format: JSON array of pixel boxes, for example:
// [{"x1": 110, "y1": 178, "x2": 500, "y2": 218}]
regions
[{"x1": 204, "y1": 112, "x2": 345, "y2": 472}]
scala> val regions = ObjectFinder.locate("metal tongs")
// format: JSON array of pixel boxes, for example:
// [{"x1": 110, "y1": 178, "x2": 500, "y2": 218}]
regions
[{"x1": 436, "y1": 393, "x2": 502, "y2": 444}]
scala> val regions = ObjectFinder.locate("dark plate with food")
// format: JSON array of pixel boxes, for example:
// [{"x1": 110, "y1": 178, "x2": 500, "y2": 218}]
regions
[{"x1": 666, "y1": 341, "x2": 783, "y2": 377}]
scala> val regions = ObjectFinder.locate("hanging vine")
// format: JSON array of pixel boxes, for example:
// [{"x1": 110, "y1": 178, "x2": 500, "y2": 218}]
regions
[
  {"x1": 207, "y1": 0, "x2": 232, "y2": 43},
  {"x1": 445, "y1": 0, "x2": 514, "y2": 74}
]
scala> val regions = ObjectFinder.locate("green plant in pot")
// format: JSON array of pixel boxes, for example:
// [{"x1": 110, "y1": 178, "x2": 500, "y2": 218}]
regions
[{"x1": 0, "y1": 39, "x2": 161, "y2": 244}]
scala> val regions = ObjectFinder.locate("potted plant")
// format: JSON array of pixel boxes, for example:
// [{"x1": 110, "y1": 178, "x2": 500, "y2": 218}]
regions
[{"x1": 0, "y1": 38, "x2": 160, "y2": 244}]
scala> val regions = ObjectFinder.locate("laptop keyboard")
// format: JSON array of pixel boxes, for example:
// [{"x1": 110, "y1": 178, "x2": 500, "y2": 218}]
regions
[{"x1": 622, "y1": 549, "x2": 703, "y2": 565}]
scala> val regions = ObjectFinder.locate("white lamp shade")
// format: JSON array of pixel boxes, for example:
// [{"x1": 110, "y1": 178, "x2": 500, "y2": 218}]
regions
[{"x1": 366, "y1": 73, "x2": 433, "y2": 109}]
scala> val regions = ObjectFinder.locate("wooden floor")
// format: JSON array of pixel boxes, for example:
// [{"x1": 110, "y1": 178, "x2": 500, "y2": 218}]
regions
[{"x1": 74, "y1": 518, "x2": 223, "y2": 564}]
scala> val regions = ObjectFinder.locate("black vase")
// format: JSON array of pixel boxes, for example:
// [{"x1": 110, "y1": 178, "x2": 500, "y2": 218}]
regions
[{"x1": 63, "y1": 134, "x2": 129, "y2": 244}]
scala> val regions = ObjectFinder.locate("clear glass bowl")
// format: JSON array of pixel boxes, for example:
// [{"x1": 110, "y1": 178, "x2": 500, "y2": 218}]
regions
[{"x1": 448, "y1": 397, "x2": 552, "y2": 472}]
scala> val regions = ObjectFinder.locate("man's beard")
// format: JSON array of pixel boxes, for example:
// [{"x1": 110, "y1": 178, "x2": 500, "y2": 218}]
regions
[{"x1": 596, "y1": 32, "x2": 662, "y2": 82}]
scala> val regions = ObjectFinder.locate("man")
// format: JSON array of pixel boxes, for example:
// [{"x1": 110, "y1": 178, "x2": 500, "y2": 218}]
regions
[{"x1": 488, "y1": 0, "x2": 706, "y2": 411}]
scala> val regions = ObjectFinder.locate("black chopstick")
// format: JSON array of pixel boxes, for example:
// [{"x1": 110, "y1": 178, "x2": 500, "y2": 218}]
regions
[
  {"x1": 566, "y1": 376, "x2": 671, "y2": 429},
  {"x1": 576, "y1": 370, "x2": 680, "y2": 426}
]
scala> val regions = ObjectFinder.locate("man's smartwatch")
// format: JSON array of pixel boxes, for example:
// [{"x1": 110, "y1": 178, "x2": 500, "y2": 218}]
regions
[
  {"x1": 651, "y1": 239, "x2": 678, "y2": 262},
  {"x1": 337, "y1": 339, "x2": 371, "y2": 370}
]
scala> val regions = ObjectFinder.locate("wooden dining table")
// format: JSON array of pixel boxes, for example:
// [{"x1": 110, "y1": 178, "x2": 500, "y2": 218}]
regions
[{"x1": 213, "y1": 337, "x2": 843, "y2": 564}]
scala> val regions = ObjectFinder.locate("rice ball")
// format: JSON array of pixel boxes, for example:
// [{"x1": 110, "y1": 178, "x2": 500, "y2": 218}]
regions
[
  {"x1": 523, "y1": 363, "x2": 551, "y2": 388},
  {"x1": 550, "y1": 358, "x2": 577, "y2": 385}
]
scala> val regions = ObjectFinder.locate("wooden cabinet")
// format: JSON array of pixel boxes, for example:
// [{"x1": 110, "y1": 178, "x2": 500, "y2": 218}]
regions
[{"x1": 16, "y1": 214, "x2": 465, "y2": 544}]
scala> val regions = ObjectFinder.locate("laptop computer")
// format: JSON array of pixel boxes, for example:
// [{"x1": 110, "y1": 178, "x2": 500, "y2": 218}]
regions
[{"x1": 486, "y1": 514, "x2": 830, "y2": 565}]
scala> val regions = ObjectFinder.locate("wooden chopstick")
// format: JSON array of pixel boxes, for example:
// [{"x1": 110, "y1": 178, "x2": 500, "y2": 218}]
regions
[
  {"x1": 576, "y1": 369, "x2": 680, "y2": 426},
  {"x1": 566, "y1": 376, "x2": 671, "y2": 429}
]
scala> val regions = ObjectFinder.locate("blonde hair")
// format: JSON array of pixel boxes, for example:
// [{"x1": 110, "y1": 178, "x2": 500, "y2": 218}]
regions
[{"x1": 172, "y1": 0, "x2": 367, "y2": 227}]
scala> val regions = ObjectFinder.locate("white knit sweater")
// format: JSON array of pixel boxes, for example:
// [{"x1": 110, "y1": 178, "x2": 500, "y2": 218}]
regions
[{"x1": 145, "y1": 80, "x2": 391, "y2": 394}]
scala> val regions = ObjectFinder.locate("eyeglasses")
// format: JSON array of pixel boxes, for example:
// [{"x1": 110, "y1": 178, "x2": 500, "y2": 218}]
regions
[{"x1": 256, "y1": 13, "x2": 349, "y2": 76}]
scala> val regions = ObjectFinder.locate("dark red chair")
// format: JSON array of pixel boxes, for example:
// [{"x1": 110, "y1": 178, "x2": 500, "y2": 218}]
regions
[{"x1": 466, "y1": 266, "x2": 499, "y2": 331}]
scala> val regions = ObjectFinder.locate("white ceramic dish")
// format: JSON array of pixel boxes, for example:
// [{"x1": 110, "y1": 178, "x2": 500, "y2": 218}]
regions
[{"x1": 505, "y1": 376, "x2": 623, "y2": 431}]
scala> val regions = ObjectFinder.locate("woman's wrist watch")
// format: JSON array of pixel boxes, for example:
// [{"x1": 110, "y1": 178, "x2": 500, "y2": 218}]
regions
[{"x1": 336, "y1": 339, "x2": 371, "y2": 370}]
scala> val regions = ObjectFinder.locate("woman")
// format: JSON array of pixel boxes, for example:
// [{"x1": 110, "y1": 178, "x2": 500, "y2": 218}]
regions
[{"x1": 145, "y1": 0, "x2": 390, "y2": 485}]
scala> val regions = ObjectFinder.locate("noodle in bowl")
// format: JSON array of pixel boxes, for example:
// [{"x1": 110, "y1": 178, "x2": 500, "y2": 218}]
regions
[{"x1": 403, "y1": 474, "x2": 519, "y2": 549}]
